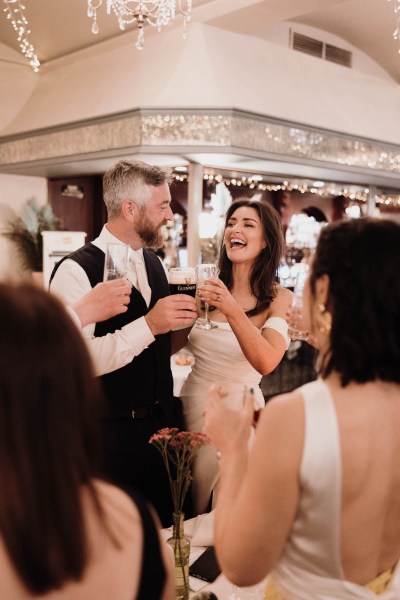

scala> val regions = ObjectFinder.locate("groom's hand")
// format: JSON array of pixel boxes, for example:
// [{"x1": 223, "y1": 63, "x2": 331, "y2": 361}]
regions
[{"x1": 145, "y1": 295, "x2": 197, "y2": 335}]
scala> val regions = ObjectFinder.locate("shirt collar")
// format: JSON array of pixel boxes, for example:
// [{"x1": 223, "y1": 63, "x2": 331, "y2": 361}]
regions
[{"x1": 93, "y1": 225, "x2": 143, "y2": 260}]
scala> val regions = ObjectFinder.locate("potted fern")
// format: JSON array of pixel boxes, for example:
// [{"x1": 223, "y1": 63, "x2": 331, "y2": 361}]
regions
[{"x1": 2, "y1": 198, "x2": 61, "y2": 276}]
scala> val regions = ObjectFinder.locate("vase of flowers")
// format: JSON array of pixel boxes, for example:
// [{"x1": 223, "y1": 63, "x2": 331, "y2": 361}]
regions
[
  {"x1": 149, "y1": 428, "x2": 210, "y2": 600},
  {"x1": 169, "y1": 510, "x2": 191, "y2": 599}
]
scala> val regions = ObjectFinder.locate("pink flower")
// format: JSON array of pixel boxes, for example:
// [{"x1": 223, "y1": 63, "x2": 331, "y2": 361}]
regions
[{"x1": 149, "y1": 427, "x2": 210, "y2": 513}]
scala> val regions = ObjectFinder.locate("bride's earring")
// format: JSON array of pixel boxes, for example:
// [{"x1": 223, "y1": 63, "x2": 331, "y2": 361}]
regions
[{"x1": 316, "y1": 303, "x2": 332, "y2": 335}]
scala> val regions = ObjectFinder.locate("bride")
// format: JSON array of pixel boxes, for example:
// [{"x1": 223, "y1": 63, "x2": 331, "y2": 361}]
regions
[{"x1": 180, "y1": 198, "x2": 292, "y2": 515}]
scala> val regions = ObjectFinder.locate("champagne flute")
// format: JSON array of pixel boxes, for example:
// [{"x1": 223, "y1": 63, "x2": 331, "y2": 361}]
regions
[
  {"x1": 103, "y1": 243, "x2": 129, "y2": 281},
  {"x1": 196, "y1": 263, "x2": 219, "y2": 330}
]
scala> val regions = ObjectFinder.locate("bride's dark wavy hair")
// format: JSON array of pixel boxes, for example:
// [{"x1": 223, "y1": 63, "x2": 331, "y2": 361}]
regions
[
  {"x1": 218, "y1": 198, "x2": 284, "y2": 317},
  {"x1": 310, "y1": 218, "x2": 400, "y2": 386}
]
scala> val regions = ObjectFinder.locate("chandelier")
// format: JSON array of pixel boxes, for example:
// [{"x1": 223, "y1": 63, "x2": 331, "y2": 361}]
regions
[{"x1": 87, "y1": 1, "x2": 192, "y2": 50}]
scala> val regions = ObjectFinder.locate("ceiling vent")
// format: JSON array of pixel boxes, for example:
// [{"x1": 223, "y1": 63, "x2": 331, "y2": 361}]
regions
[
  {"x1": 325, "y1": 43, "x2": 352, "y2": 67},
  {"x1": 292, "y1": 32, "x2": 323, "y2": 58},
  {"x1": 291, "y1": 31, "x2": 352, "y2": 68}
]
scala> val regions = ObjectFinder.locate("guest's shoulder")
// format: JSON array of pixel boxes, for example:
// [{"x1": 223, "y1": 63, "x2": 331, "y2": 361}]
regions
[
  {"x1": 267, "y1": 387, "x2": 304, "y2": 408},
  {"x1": 261, "y1": 388, "x2": 305, "y2": 427},
  {"x1": 256, "y1": 389, "x2": 306, "y2": 458},
  {"x1": 92, "y1": 479, "x2": 142, "y2": 524}
]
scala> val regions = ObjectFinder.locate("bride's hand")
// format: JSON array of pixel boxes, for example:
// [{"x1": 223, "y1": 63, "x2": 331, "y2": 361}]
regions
[{"x1": 197, "y1": 278, "x2": 236, "y2": 316}]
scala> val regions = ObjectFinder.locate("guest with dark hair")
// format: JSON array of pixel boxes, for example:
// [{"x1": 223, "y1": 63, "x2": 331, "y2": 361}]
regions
[
  {"x1": 0, "y1": 283, "x2": 174, "y2": 600},
  {"x1": 180, "y1": 198, "x2": 292, "y2": 514},
  {"x1": 331, "y1": 194, "x2": 349, "y2": 221},
  {"x1": 205, "y1": 217, "x2": 400, "y2": 599},
  {"x1": 301, "y1": 205, "x2": 328, "y2": 223}
]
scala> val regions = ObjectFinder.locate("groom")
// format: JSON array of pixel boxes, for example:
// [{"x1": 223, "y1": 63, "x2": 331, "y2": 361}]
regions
[{"x1": 50, "y1": 159, "x2": 197, "y2": 526}]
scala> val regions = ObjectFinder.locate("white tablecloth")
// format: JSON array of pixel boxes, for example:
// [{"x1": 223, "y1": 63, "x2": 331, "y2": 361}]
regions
[{"x1": 171, "y1": 355, "x2": 193, "y2": 397}]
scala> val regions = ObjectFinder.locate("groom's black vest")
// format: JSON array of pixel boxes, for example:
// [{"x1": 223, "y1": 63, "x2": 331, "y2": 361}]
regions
[{"x1": 51, "y1": 243, "x2": 174, "y2": 419}]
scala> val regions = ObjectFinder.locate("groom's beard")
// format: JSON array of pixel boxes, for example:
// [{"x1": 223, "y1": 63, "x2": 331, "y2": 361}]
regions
[{"x1": 136, "y1": 209, "x2": 165, "y2": 249}]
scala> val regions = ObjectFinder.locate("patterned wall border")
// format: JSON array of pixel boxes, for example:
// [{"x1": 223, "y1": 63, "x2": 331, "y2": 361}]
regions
[{"x1": 1, "y1": 108, "x2": 400, "y2": 177}]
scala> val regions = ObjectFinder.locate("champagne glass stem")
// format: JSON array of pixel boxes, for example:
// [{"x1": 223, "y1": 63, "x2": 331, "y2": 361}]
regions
[{"x1": 204, "y1": 301, "x2": 210, "y2": 324}]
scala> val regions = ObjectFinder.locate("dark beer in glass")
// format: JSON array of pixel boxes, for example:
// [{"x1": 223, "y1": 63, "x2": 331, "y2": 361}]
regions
[{"x1": 169, "y1": 267, "x2": 197, "y2": 297}]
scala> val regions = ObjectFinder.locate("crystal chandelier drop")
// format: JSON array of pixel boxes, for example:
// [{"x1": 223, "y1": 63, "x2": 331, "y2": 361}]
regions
[
  {"x1": 388, "y1": 0, "x2": 400, "y2": 51},
  {"x1": 3, "y1": 0, "x2": 40, "y2": 72},
  {"x1": 87, "y1": 1, "x2": 192, "y2": 50}
]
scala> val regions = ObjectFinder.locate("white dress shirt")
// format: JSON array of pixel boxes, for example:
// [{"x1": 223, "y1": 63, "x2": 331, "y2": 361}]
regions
[
  {"x1": 50, "y1": 225, "x2": 155, "y2": 376},
  {"x1": 129, "y1": 249, "x2": 152, "y2": 306}
]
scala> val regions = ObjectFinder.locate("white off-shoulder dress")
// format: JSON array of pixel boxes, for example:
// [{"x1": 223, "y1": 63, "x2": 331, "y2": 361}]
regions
[{"x1": 180, "y1": 316, "x2": 289, "y2": 515}]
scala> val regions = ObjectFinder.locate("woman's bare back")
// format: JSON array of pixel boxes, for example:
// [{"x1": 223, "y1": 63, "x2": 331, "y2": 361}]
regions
[{"x1": 328, "y1": 376, "x2": 400, "y2": 584}]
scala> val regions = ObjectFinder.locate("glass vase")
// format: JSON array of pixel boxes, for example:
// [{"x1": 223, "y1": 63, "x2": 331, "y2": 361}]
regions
[{"x1": 167, "y1": 511, "x2": 191, "y2": 600}]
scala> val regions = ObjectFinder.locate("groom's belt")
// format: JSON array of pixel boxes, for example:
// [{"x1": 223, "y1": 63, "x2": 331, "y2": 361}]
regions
[{"x1": 106, "y1": 401, "x2": 161, "y2": 420}]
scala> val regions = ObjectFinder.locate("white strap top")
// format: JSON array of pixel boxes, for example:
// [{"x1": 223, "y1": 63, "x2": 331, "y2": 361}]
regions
[{"x1": 271, "y1": 379, "x2": 400, "y2": 600}]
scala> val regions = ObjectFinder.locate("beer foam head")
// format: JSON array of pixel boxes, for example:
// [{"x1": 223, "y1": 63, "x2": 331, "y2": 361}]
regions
[{"x1": 169, "y1": 267, "x2": 196, "y2": 283}]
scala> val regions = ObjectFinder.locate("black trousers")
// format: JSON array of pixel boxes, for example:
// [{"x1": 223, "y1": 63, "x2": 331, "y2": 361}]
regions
[{"x1": 100, "y1": 400, "x2": 193, "y2": 528}]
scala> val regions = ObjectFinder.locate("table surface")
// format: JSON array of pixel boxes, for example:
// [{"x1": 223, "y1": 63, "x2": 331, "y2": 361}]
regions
[
  {"x1": 162, "y1": 532, "x2": 265, "y2": 599},
  {"x1": 171, "y1": 354, "x2": 193, "y2": 397},
  {"x1": 188, "y1": 551, "x2": 266, "y2": 599}
]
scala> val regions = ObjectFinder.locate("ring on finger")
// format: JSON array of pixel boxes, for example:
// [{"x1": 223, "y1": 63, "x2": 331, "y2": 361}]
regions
[{"x1": 216, "y1": 293, "x2": 221, "y2": 301}]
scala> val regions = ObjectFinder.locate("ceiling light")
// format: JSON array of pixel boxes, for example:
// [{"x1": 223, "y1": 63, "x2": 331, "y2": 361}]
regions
[
  {"x1": 3, "y1": 0, "x2": 40, "y2": 72},
  {"x1": 313, "y1": 181, "x2": 325, "y2": 188},
  {"x1": 87, "y1": 1, "x2": 192, "y2": 50}
]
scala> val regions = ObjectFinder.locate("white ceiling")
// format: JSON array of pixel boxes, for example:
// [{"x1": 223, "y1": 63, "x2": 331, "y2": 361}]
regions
[
  {"x1": 1, "y1": 0, "x2": 399, "y2": 80},
  {"x1": 0, "y1": 0, "x2": 399, "y2": 188}
]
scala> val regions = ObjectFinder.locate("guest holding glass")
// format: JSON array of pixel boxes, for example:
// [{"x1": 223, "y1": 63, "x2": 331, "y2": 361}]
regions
[
  {"x1": 50, "y1": 159, "x2": 197, "y2": 527},
  {"x1": 180, "y1": 198, "x2": 293, "y2": 515},
  {"x1": 67, "y1": 277, "x2": 133, "y2": 328},
  {"x1": 205, "y1": 218, "x2": 400, "y2": 599},
  {"x1": 0, "y1": 282, "x2": 174, "y2": 600}
]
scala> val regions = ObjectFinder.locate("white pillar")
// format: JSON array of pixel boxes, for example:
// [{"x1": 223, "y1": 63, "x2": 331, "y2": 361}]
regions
[
  {"x1": 187, "y1": 163, "x2": 203, "y2": 266},
  {"x1": 366, "y1": 186, "x2": 377, "y2": 216}
]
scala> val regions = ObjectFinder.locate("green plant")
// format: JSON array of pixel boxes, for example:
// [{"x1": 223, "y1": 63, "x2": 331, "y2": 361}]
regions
[{"x1": 2, "y1": 199, "x2": 61, "y2": 272}]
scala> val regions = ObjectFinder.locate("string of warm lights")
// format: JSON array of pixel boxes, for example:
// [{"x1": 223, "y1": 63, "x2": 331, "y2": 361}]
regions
[
  {"x1": 3, "y1": 0, "x2": 40, "y2": 72},
  {"x1": 172, "y1": 172, "x2": 400, "y2": 207},
  {"x1": 376, "y1": 195, "x2": 400, "y2": 206},
  {"x1": 203, "y1": 174, "x2": 371, "y2": 202}
]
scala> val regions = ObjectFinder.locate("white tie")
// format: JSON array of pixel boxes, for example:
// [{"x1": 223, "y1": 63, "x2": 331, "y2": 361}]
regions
[{"x1": 129, "y1": 251, "x2": 152, "y2": 307}]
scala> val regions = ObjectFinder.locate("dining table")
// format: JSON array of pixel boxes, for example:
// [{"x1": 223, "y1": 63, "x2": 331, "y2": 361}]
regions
[
  {"x1": 187, "y1": 548, "x2": 266, "y2": 599},
  {"x1": 162, "y1": 514, "x2": 267, "y2": 599}
]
